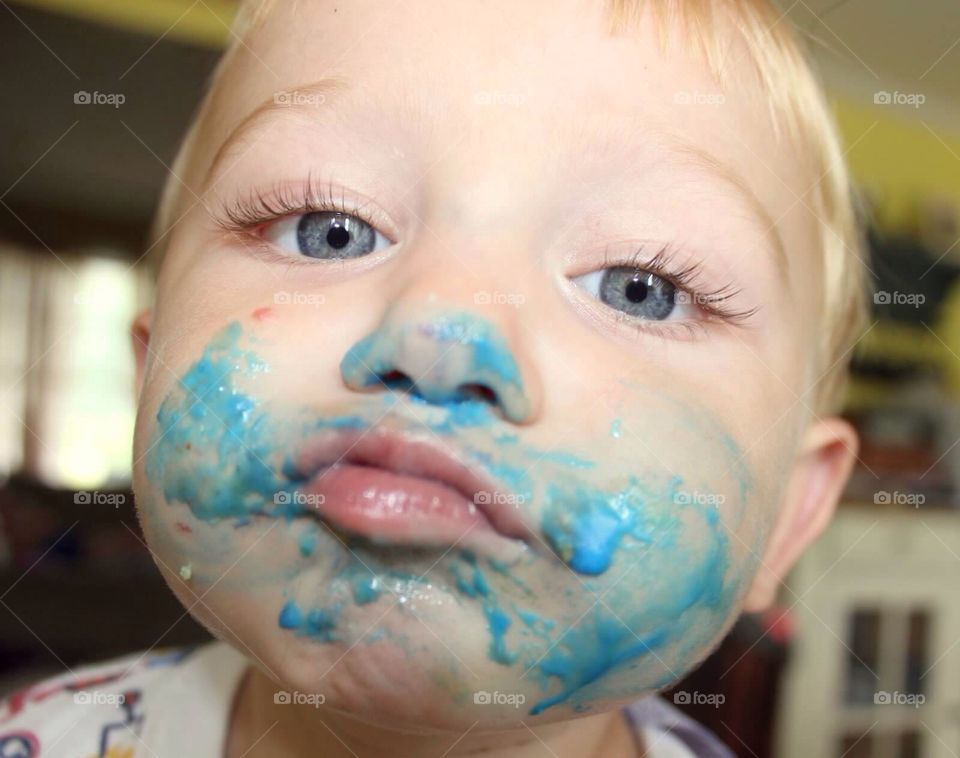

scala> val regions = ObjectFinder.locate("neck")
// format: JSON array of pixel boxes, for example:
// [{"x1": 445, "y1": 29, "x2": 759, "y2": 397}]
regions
[{"x1": 225, "y1": 667, "x2": 642, "y2": 758}]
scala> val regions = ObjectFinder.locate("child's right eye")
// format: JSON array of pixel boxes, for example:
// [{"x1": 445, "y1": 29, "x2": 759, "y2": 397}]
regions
[{"x1": 265, "y1": 211, "x2": 392, "y2": 260}]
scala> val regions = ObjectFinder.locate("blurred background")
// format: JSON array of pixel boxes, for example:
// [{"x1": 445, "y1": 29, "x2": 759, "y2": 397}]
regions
[{"x1": 0, "y1": 1, "x2": 958, "y2": 756}]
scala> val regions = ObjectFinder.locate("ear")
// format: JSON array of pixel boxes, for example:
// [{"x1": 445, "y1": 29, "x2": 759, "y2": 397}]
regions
[
  {"x1": 742, "y1": 416, "x2": 859, "y2": 613},
  {"x1": 131, "y1": 309, "x2": 153, "y2": 400}
]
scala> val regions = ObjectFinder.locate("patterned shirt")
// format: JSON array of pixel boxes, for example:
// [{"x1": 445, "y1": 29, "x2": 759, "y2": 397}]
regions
[{"x1": 0, "y1": 642, "x2": 731, "y2": 757}]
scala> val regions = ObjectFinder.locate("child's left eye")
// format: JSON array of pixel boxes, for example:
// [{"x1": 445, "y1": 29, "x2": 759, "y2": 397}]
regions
[
  {"x1": 265, "y1": 211, "x2": 392, "y2": 259},
  {"x1": 572, "y1": 267, "x2": 698, "y2": 322}
]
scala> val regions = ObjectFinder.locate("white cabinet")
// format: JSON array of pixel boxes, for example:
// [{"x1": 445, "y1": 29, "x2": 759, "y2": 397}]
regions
[{"x1": 776, "y1": 507, "x2": 960, "y2": 758}]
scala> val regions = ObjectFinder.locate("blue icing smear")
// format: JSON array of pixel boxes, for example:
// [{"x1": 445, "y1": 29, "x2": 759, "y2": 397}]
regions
[
  {"x1": 147, "y1": 322, "x2": 394, "y2": 527},
  {"x1": 529, "y1": 619, "x2": 669, "y2": 715},
  {"x1": 541, "y1": 482, "x2": 651, "y2": 575},
  {"x1": 146, "y1": 322, "x2": 286, "y2": 521},
  {"x1": 149, "y1": 320, "x2": 746, "y2": 713},
  {"x1": 298, "y1": 530, "x2": 318, "y2": 557},
  {"x1": 339, "y1": 311, "x2": 529, "y2": 422},
  {"x1": 455, "y1": 467, "x2": 737, "y2": 715},
  {"x1": 351, "y1": 574, "x2": 382, "y2": 605},
  {"x1": 484, "y1": 604, "x2": 517, "y2": 665},
  {"x1": 277, "y1": 600, "x2": 341, "y2": 640},
  {"x1": 609, "y1": 419, "x2": 622, "y2": 438},
  {"x1": 526, "y1": 486, "x2": 736, "y2": 714},
  {"x1": 278, "y1": 600, "x2": 303, "y2": 629},
  {"x1": 305, "y1": 608, "x2": 340, "y2": 639}
]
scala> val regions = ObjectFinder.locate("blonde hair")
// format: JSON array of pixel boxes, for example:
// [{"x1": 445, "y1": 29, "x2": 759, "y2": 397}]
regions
[{"x1": 150, "y1": 0, "x2": 867, "y2": 413}]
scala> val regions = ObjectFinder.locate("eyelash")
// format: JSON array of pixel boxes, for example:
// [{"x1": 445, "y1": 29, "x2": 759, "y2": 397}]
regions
[
  {"x1": 214, "y1": 179, "x2": 759, "y2": 334},
  {"x1": 215, "y1": 174, "x2": 391, "y2": 255},
  {"x1": 596, "y1": 246, "x2": 759, "y2": 330}
]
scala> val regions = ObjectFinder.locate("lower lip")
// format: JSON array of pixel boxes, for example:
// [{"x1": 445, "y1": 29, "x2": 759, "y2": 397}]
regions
[{"x1": 301, "y1": 464, "x2": 495, "y2": 547}]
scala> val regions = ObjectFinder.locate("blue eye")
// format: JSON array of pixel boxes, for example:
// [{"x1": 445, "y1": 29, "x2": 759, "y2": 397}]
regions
[
  {"x1": 266, "y1": 211, "x2": 391, "y2": 259},
  {"x1": 573, "y1": 267, "x2": 697, "y2": 321}
]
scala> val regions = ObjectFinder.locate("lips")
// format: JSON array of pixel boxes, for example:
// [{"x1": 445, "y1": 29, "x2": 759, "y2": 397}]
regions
[{"x1": 289, "y1": 426, "x2": 532, "y2": 551}]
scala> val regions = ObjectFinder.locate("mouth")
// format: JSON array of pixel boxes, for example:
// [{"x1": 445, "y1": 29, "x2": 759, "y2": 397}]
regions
[{"x1": 289, "y1": 426, "x2": 533, "y2": 553}]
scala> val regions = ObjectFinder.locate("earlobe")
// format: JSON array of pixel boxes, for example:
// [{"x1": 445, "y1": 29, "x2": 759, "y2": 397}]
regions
[
  {"x1": 742, "y1": 416, "x2": 859, "y2": 613},
  {"x1": 131, "y1": 309, "x2": 154, "y2": 399}
]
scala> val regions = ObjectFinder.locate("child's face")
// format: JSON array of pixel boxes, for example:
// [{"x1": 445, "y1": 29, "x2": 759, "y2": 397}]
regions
[{"x1": 132, "y1": 0, "x2": 854, "y2": 729}]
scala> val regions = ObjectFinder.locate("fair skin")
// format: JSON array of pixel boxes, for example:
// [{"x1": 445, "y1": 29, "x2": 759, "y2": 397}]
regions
[{"x1": 131, "y1": 1, "x2": 858, "y2": 756}]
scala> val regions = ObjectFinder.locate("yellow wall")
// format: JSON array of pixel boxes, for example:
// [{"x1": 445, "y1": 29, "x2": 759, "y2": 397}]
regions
[
  {"x1": 832, "y1": 97, "x2": 960, "y2": 230},
  {"x1": 10, "y1": 0, "x2": 236, "y2": 47}
]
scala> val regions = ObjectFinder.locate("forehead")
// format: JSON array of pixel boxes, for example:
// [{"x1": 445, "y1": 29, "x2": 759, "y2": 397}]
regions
[
  {"x1": 199, "y1": 0, "x2": 816, "y2": 270},
  {"x1": 214, "y1": 3, "x2": 780, "y2": 146}
]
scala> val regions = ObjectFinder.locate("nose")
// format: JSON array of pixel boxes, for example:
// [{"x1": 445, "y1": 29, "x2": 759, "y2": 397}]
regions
[{"x1": 340, "y1": 309, "x2": 532, "y2": 424}]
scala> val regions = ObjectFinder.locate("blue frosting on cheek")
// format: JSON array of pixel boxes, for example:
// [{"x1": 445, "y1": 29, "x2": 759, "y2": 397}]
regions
[
  {"x1": 449, "y1": 471, "x2": 740, "y2": 716},
  {"x1": 526, "y1": 500, "x2": 734, "y2": 715},
  {"x1": 541, "y1": 483, "x2": 650, "y2": 575},
  {"x1": 146, "y1": 322, "x2": 284, "y2": 520},
  {"x1": 278, "y1": 600, "x2": 303, "y2": 629}
]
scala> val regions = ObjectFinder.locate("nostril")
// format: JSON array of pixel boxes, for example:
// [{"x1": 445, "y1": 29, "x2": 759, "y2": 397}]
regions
[
  {"x1": 457, "y1": 383, "x2": 499, "y2": 406},
  {"x1": 379, "y1": 370, "x2": 414, "y2": 391}
]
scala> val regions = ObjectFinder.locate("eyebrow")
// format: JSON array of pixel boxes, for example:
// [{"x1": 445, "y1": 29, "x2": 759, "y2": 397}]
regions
[
  {"x1": 206, "y1": 77, "x2": 789, "y2": 278},
  {"x1": 664, "y1": 137, "x2": 790, "y2": 279},
  {"x1": 205, "y1": 76, "x2": 353, "y2": 183}
]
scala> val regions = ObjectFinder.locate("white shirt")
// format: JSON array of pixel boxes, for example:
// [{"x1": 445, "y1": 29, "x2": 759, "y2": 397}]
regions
[{"x1": 0, "y1": 642, "x2": 707, "y2": 757}]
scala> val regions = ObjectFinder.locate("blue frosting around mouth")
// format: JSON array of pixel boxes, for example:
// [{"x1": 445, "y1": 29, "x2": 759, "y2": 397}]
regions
[{"x1": 147, "y1": 320, "x2": 751, "y2": 717}]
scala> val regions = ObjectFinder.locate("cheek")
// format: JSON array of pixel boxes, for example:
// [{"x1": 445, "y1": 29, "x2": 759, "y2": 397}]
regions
[{"x1": 500, "y1": 387, "x2": 774, "y2": 712}]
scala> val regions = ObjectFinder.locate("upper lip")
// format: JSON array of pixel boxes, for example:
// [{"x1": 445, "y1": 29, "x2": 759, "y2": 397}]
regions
[{"x1": 291, "y1": 424, "x2": 533, "y2": 542}]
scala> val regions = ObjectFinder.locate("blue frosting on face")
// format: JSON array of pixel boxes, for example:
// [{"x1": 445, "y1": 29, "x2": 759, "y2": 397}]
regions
[
  {"x1": 339, "y1": 311, "x2": 529, "y2": 422},
  {"x1": 146, "y1": 322, "x2": 286, "y2": 521},
  {"x1": 540, "y1": 482, "x2": 651, "y2": 575},
  {"x1": 483, "y1": 604, "x2": 518, "y2": 665},
  {"x1": 351, "y1": 574, "x2": 382, "y2": 605},
  {"x1": 278, "y1": 600, "x2": 303, "y2": 629},
  {"x1": 528, "y1": 621, "x2": 669, "y2": 715},
  {"x1": 299, "y1": 529, "x2": 318, "y2": 557},
  {"x1": 148, "y1": 320, "x2": 751, "y2": 718}
]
